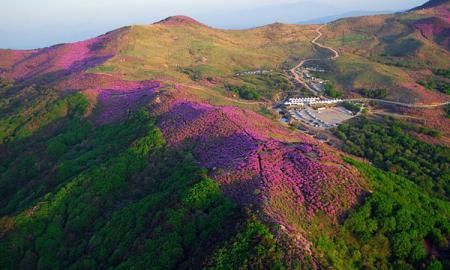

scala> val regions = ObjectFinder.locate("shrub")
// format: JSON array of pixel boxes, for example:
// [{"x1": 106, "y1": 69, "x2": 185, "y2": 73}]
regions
[
  {"x1": 359, "y1": 88, "x2": 389, "y2": 99},
  {"x1": 342, "y1": 102, "x2": 362, "y2": 113},
  {"x1": 325, "y1": 82, "x2": 342, "y2": 98},
  {"x1": 225, "y1": 84, "x2": 260, "y2": 100}
]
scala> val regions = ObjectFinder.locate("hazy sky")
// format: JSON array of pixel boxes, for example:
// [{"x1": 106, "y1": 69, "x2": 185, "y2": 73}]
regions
[{"x1": 0, "y1": 0, "x2": 427, "y2": 49}]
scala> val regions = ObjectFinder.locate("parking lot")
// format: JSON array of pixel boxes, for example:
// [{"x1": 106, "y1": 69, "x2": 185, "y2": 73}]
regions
[{"x1": 289, "y1": 106, "x2": 355, "y2": 129}]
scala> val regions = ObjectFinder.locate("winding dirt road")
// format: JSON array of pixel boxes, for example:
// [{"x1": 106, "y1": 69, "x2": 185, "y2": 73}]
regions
[
  {"x1": 311, "y1": 24, "x2": 339, "y2": 60},
  {"x1": 289, "y1": 58, "x2": 320, "y2": 94},
  {"x1": 289, "y1": 24, "x2": 338, "y2": 95},
  {"x1": 290, "y1": 24, "x2": 450, "y2": 108}
]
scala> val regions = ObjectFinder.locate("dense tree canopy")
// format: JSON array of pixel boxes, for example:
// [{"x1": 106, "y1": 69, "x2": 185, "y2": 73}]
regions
[
  {"x1": 0, "y1": 84, "x2": 291, "y2": 269},
  {"x1": 316, "y1": 158, "x2": 450, "y2": 270},
  {"x1": 335, "y1": 117, "x2": 449, "y2": 200}
]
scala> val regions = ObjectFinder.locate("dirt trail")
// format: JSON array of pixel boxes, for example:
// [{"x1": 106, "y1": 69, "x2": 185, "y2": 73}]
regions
[
  {"x1": 311, "y1": 24, "x2": 339, "y2": 60},
  {"x1": 290, "y1": 24, "x2": 450, "y2": 108},
  {"x1": 177, "y1": 83, "x2": 267, "y2": 105},
  {"x1": 289, "y1": 24, "x2": 336, "y2": 94}
]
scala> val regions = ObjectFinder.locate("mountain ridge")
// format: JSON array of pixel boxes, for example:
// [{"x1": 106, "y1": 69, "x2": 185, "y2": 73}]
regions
[
  {"x1": 411, "y1": 0, "x2": 450, "y2": 10},
  {"x1": 296, "y1": 10, "x2": 394, "y2": 24}
]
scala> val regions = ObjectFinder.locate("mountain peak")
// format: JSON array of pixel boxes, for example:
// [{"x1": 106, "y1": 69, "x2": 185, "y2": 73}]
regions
[
  {"x1": 411, "y1": 0, "x2": 449, "y2": 10},
  {"x1": 155, "y1": 15, "x2": 205, "y2": 26}
]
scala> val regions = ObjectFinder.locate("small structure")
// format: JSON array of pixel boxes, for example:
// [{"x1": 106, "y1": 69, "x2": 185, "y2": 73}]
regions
[
  {"x1": 285, "y1": 97, "x2": 320, "y2": 106},
  {"x1": 284, "y1": 97, "x2": 343, "y2": 106},
  {"x1": 309, "y1": 99, "x2": 343, "y2": 105},
  {"x1": 235, "y1": 70, "x2": 269, "y2": 76}
]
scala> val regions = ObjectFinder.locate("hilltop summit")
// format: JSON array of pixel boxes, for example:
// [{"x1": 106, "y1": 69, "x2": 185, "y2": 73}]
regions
[
  {"x1": 155, "y1": 15, "x2": 206, "y2": 26},
  {"x1": 411, "y1": 0, "x2": 449, "y2": 10}
]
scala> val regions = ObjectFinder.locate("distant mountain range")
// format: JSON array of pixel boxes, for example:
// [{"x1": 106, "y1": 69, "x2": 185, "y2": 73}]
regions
[
  {"x1": 189, "y1": 1, "x2": 423, "y2": 29},
  {"x1": 0, "y1": 1, "x2": 428, "y2": 48},
  {"x1": 296, "y1": 10, "x2": 393, "y2": 24},
  {"x1": 411, "y1": 0, "x2": 449, "y2": 10}
]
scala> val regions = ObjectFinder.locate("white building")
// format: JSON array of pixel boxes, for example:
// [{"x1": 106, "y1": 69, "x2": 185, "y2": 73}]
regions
[
  {"x1": 235, "y1": 70, "x2": 269, "y2": 76},
  {"x1": 285, "y1": 97, "x2": 319, "y2": 105},
  {"x1": 285, "y1": 97, "x2": 343, "y2": 106},
  {"x1": 310, "y1": 99, "x2": 343, "y2": 105}
]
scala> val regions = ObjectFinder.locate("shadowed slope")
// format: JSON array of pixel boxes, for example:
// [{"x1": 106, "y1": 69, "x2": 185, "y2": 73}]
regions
[
  {"x1": 148, "y1": 89, "x2": 366, "y2": 243},
  {"x1": 0, "y1": 28, "x2": 128, "y2": 83},
  {"x1": 411, "y1": 0, "x2": 450, "y2": 11}
]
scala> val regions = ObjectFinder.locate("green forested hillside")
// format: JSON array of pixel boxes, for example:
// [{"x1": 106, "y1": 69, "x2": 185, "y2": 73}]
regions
[
  {"x1": 1, "y1": 82, "x2": 448, "y2": 270},
  {"x1": 335, "y1": 117, "x2": 449, "y2": 200},
  {"x1": 0, "y1": 84, "x2": 294, "y2": 269},
  {"x1": 317, "y1": 158, "x2": 450, "y2": 270},
  {"x1": 321, "y1": 116, "x2": 450, "y2": 269}
]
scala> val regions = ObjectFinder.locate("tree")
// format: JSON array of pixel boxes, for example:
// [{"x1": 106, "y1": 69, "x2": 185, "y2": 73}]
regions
[
  {"x1": 325, "y1": 82, "x2": 342, "y2": 98},
  {"x1": 392, "y1": 232, "x2": 413, "y2": 258},
  {"x1": 426, "y1": 260, "x2": 444, "y2": 270}
]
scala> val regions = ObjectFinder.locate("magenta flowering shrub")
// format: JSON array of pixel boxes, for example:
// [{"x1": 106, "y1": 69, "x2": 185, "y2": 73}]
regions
[
  {"x1": 414, "y1": 18, "x2": 449, "y2": 47},
  {"x1": 157, "y1": 102, "x2": 215, "y2": 143},
  {"x1": 55, "y1": 38, "x2": 104, "y2": 69},
  {"x1": 0, "y1": 26, "x2": 365, "y2": 231},
  {"x1": 297, "y1": 143, "x2": 314, "y2": 153},
  {"x1": 195, "y1": 132, "x2": 259, "y2": 169},
  {"x1": 152, "y1": 96, "x2": 364, "y2": 219},
  {"x1": 260, "y1": 142, "x2": 353, "y2": 216},
  {"x1": 0, "y1": 49, "x2": 37, "y2": 72},
  {"x1": 95, "y1": 90, "x2": 364, "y2": 219},
  {"x1": 220, "y1": 106, "x2": 295, "y2": 140},
  {"x1": 57, "y1": 73, "x2": 160, "y2": 91},
  {"x1": 0, "y1": 32, "x2": 118, "y2": 83},
  {"x1": 95, "y1": 84, "x2": 160, "y2": 123}
]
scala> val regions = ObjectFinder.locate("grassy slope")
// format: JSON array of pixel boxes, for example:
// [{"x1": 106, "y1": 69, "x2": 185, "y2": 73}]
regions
[
  {"x1": 89, "y1": 10, "x2": 449, "y2": 104},
  {"x1": 90, "y1": 23, "x2": 318, "y2": 81},
  {"x1": 86, "y1": 21, "x2": 319, "y2": 116},
  {"x1": 320, "y1": 7, "x2": 450, "y2": 103}
]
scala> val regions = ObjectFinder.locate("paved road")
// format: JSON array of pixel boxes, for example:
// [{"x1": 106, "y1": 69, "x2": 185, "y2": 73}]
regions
[{"x1": 347, "y1": 98, "x2": 450, "y2": 108}]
